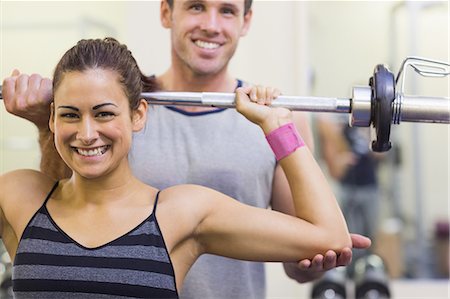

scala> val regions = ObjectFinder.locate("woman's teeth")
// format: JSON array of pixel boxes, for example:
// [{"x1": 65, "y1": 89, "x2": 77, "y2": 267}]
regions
[{"x1": 76, "y1": 146, "x2": 108, "y2": 157}]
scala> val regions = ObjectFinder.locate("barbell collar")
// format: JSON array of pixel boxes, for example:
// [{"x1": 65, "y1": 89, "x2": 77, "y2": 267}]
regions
[{"x1": 350, "y1": 86, "x2": 372, "y2": 127}]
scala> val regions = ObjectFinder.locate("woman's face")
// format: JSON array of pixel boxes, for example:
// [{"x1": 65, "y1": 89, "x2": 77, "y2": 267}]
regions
[{"x1": 50, "y1": 68, "x2": 146, "y2": 179}]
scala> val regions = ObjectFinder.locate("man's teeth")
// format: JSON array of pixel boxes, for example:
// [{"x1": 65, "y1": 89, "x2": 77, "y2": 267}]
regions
[
  {"x1": 77, "y1": 146, "x2": 108, "y2": 157},
  {"x1": 195, "y1": 40, "x2": 219, "y2": 49}
]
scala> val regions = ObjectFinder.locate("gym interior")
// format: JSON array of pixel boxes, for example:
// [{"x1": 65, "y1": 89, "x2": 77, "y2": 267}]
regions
[{"x1": 1, "y1": 1, "x2": 448, "y2": 298}]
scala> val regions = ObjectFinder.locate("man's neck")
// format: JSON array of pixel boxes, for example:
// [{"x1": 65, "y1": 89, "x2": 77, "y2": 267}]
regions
[{"x1": 156, "y1": 67, "x2": 238, "y2": 113}]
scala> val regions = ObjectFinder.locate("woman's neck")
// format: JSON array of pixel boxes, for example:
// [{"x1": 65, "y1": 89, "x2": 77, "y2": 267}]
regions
[{"x1": 61, "y1": 165, "x2": 141, "y2": 208}]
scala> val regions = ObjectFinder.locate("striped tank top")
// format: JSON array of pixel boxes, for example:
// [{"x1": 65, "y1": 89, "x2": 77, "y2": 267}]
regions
[{"x1": 12, "y1": 182, "x2": 178, "y2": 299}]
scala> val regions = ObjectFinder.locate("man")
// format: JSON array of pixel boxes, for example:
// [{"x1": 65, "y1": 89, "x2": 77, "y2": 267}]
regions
[{"x1": 2, "y1": 1, "x2": 370, "y2": 298}]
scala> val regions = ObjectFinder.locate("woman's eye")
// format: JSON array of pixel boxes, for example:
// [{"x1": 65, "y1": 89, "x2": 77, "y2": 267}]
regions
[
  {"x1": 96, "y1": 112, "x2": 115, "y2": 118},
  {"x1": 60, "y1": 113, "x2": 79, "y2": 119}
]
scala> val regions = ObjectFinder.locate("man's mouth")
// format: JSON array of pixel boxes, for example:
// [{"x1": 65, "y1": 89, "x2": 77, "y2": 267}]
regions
[
  {"x1": 194, "y1": 40, "x2": 220, "y2": 50},
  {"x1": 73, "y1": 145, "x2": 110, "y2": 157}
]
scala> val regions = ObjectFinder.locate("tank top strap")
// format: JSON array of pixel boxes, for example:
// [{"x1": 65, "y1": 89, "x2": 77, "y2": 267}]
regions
[
  {"x1": 43, "y1": 181, "x2": 59, "y2": 205},
  {"x1": 152, "y1": 190, "x2": 162, "y2": 214}
]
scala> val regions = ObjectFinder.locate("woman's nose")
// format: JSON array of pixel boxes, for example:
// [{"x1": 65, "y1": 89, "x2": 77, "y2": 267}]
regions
[{"x1": 76, "y1": 118, "x2": 99, "y2": 145}]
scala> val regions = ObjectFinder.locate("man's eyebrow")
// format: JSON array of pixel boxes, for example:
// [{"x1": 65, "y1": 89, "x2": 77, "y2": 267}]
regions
[
  {"x1": 57, "y1": 105, "x2": 79, "y2": 111},
  {"x1": 93, "y1": 103, "x2": 118, "y2": 110},
  {"x1": 221, "y1": 2, "x2": 240, "y2": 11},
  {"x1": 183, "y1": 0, "x2": 202, "y2": 8},
  {"x1": 185, "y1": 0, "x2": 203, "y2": 4}
]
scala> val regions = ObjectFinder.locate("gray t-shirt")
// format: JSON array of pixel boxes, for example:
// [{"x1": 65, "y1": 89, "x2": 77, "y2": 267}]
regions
[{"x1": 129, "y1": 105, "x2": 276, "y2": 299}]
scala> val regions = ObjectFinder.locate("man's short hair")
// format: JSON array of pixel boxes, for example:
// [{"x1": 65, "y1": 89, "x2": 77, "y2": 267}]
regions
[{"x1": 166, "y1": 0, "x2": 253, "y2": 16}]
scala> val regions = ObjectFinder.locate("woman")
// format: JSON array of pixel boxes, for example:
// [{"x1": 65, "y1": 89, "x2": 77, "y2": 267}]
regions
[{"x1": 0, "y1": 38, "x2": 351, "y2": 298}]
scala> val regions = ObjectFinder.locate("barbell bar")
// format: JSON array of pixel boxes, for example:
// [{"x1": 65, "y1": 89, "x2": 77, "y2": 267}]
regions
[{"x1": 1, "y1": 57, "x2": 449, "y2": 152}]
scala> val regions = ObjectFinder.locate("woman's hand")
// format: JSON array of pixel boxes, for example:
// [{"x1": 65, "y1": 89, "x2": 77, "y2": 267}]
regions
[{"x1": 235, "y1": 85, "x2": 292, "y2": 134}]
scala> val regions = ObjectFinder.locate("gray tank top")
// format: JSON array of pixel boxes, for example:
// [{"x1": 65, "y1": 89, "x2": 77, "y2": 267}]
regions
[
  {"x1": 13, "y1": 184, "x2": 178, "y2": 299},
  {"x1": 129, "y1": 104, "x2": 276, "y2": 299}
]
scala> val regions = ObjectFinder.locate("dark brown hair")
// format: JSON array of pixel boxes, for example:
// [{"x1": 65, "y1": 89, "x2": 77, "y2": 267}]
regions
[
  {"x1": 53, "y1": 37, "x2": 157, "y2": 110},
  {"x1": 166, "y1": 0, "x2": 253, "y2": 15}
]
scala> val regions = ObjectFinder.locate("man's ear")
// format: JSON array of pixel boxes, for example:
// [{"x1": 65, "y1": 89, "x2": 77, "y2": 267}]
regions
[
  {"x1": 132, "y1": 99, "x2": 148, "y2": 132},
  {"x1": 49, "y1": 102, "x2": 55, "y2": 133},
  {"x1": 160, "y1": 0, "x2": 172, "y2": 29},
  {"x1": 240, "y1": 8, "x2": 253, "y2": 37}
]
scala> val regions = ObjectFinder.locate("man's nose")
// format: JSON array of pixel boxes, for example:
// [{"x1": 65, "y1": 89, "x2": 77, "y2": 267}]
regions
[{"x1": 200, "y1": 10, "x2": 220, "y2": 33}]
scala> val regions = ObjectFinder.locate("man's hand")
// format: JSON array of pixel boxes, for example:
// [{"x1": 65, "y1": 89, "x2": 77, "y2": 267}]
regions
[
  {"x1": 2, "y1": 69, "x2": 53, "y2": 129},
  {"x1": 284, "y1": 234, "x2": 371, "y2": 283}
]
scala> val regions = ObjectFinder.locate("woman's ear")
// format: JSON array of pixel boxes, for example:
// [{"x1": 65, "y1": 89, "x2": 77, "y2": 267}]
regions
[
  {"x1": 49, "y1": 102, "x2": 55, "y2": 133},
  {"x1": 132, "y1": 99, "x2": 148, "y2": 132}
]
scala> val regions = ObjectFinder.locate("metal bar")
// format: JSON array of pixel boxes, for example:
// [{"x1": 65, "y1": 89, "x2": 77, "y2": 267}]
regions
[
  {"x1": 1, "y1": 88, "x2": 449, "y2": 124},
  {"x1": 143, "y1": 92, "x2": 352, "y2": 113},
  {"x1": 0, "y1": 88, "x2": 350, "y2": 113},
  {"x1": 141, "y1": 92, "x2": 205, "y2": 106},
  {"x1": 397, "y1": 95, "x2": 450, "y2": 124}
]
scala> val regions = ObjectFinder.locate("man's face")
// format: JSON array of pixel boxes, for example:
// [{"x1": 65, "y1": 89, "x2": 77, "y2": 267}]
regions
[{"x1": 161, "y1": 0, "x2": 252, "y2": 76}]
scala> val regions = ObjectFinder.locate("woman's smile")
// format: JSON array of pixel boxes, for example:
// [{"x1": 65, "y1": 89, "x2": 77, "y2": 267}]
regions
[{"x1": 73, "y1": 145, "x2": 111, "y2": 157}]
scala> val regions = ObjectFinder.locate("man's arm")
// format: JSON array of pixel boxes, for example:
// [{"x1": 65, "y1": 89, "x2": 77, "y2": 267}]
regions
[
  {"x1": 38, "y1": 128, "x2": 72, "y2": 180},
  {"x1": 2, "y1": 70, "x2": 71, "y2": 180}
]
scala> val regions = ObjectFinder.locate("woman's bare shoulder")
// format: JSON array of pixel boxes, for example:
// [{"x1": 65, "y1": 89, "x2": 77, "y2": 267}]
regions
[
  {"x1": 162, "y1": 184, "x2": 222, "y2": 202},
  {"x1": 1, "y1": 169, "x2": 56, "y2": 206},
  {"x1": 158, "y1": 184, "x2": 230, "y2": 217},
  {"x1": 0, "y1": 170, "x2": 57, "y2": 256},
  {"x1": 154, "y1": 184, "x2": 226, "y2": 251}
]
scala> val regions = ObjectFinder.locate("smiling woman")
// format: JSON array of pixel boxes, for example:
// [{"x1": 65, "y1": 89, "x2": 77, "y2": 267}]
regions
[
  {"x1": 0, "y1": 37, "x2": 352, "y2": 298},
  {"x1": 50, "y1": 69, "x2": 145, "y2": 180}
]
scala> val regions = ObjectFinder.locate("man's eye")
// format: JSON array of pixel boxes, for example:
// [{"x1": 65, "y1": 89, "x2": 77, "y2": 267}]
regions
[
  {"x1": 189, "y1": 3, "x2": 204, "y2": 12},
  {"x1": 221, "y1": 7, "x2": 236, "y2": 15}
]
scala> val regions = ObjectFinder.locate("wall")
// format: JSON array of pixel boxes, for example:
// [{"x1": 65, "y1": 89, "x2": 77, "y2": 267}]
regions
[
  {"x1": 123, "y1": 1, "x2": 308, "y2": 94},
  {"x1": 1, "y1": 1, "x2": 127, "y2": 171}
]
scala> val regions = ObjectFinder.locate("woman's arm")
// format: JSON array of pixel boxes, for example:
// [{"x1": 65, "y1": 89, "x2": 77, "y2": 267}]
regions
[
  {"x1": 192, "y1": 87, "x2": 352, "y2": 262},
  {"x1": 0, "y1": 169, "x2": 54, "y2": 258}
]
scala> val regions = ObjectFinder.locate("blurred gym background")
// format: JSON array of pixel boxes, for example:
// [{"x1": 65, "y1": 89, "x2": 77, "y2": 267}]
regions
[{"x1": 1, "y1": 1, "x2": 448, "y2": 298}]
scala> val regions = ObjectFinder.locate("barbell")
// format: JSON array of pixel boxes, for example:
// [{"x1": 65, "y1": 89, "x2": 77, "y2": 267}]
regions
[{"x1": 1, "y1": 57, "x2": 449, "y2": 152}]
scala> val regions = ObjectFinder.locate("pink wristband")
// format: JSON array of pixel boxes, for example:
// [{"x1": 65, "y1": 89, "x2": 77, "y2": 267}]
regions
[{"x1": 266, "y1": 123, "x2": 305, "y2": 161}]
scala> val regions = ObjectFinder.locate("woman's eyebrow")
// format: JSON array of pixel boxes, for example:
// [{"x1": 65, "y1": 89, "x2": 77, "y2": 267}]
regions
[
  {"x1": 57, "y1": 105, "x2": 79, "y2": 111},
  {"x1": 93, "y1": 103, "x2": 118, "y2": 110},
  {"x1": 57, "y1": 103, "x2": 118, "y2": 111}
]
